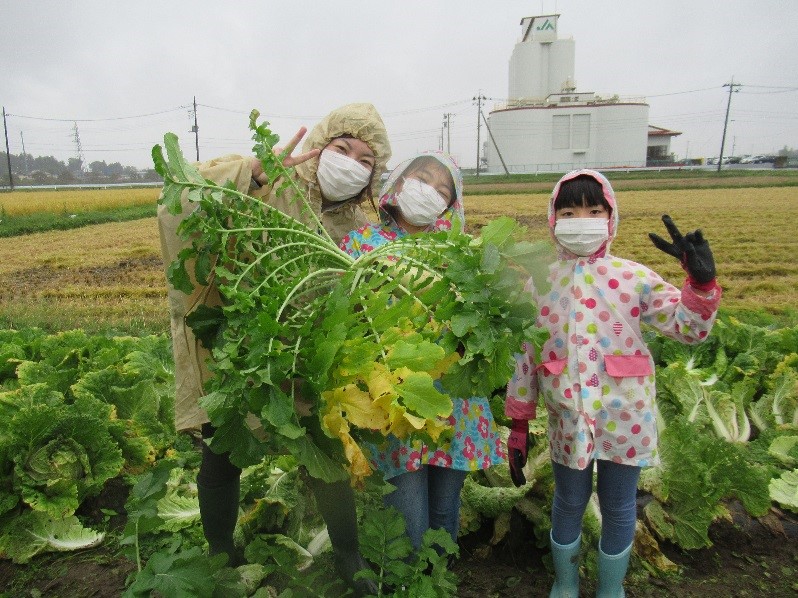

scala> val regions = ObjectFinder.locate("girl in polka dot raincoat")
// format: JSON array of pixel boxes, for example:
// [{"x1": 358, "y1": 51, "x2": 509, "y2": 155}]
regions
[{"x1": 505, "y1": 169, "x2": 721, "y2": 597}]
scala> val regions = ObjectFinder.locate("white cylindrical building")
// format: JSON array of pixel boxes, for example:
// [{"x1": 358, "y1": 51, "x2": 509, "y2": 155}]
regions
[{"x1": 486, "y1": 14, "x2": 649, "y2": 173}]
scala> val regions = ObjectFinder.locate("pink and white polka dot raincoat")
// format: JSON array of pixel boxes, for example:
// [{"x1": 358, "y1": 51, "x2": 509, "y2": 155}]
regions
[{"x1": 505, "y1": 169, "x2": 721, "y2": 469}]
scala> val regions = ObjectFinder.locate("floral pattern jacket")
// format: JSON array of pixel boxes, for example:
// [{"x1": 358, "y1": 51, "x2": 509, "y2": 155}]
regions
[{"x1": 341, "y1": 152, "x2": 505, "y2": 479}]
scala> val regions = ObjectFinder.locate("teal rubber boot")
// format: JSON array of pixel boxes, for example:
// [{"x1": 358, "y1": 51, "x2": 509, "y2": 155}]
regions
[
  {"x1": 596, "y1": 540, "x2": 632, "y2": 598},
  {"x1": 549, "y1": 531, "x2": 581, "y2": 598}
]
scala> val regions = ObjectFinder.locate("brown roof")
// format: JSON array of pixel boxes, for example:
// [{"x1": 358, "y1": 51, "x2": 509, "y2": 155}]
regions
[{"x1": 648, "y1": 125, "x2": 682, "y2": 137}]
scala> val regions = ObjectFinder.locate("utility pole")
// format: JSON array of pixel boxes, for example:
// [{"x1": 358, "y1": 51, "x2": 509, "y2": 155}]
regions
[
  {"x1": 72, "y1": 122, "x2": 86, "y2": 172},
  {"x1": 473, "y1": 92, "x2": 486, "y2": 176},
  {"x1": 442, "y1": 113, "x2": 452, "y2": 154},
  {"x1": 3, "y1": 107, "x2": 13, "y2": 190},
  {"x1": 191, "y1": 96, "x2": 200, "y2": 161},
  {"x1": 717, "y1": 78, "x2": 741, "y2": 172},
  {"x1": 20, "y1": 132, "x2": 28, "y2": 174}
]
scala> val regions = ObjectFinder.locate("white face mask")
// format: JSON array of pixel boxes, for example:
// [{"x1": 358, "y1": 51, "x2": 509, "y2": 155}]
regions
[
  {"x1": 554, "y1": 218, "x2": 609, "y2": 256},
  {"x1": 395, "y1": 178, "x2": 449, "y2": 227},
  {"x1": 316, "y1": 150, "x2": 372, "y2": 202}
]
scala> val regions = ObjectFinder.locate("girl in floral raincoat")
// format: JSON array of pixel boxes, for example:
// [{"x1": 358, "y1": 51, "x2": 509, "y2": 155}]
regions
[
  {"x1": 340, "y1": 152, "x2": 506, "y2": 551},
  {"x1": 505, "y1": 169, "x2": 721, "y2": 597}
]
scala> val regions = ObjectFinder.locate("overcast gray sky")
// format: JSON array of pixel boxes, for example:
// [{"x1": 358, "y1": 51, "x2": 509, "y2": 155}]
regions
[{"x1": 2, "y1": 0, "x2": 797, "y2": 170}]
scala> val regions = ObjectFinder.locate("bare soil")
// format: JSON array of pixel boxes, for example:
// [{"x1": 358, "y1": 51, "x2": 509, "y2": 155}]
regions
[
  {"x1": 2, "y1": 490, "x2": 796, "y2": 597},
  {"x1": 454, "y1": 502, "x2": 798, "y2": 597}
]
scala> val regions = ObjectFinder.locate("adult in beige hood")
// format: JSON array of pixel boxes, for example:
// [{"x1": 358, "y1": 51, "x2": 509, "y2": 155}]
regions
[
  {"x1": 157, "y1": 102, "x2": 390, "y2": 595},
  {"x1": 159, "y1": 102, "x2": 390, "y2": 432}
]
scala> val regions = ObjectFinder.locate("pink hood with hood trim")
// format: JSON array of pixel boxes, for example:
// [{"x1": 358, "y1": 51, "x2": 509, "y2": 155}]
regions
[{"x1": 549, "y1": 169, "x2": 620, "y2": 258}]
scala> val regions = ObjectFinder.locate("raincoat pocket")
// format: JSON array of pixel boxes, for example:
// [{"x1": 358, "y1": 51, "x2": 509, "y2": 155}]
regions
[
  {"x1": 538, "y1": 358, "x2": 567, "y2": 376},
  {"x1": 604, "y1": 354, "x2": 653, "y2": 378}
]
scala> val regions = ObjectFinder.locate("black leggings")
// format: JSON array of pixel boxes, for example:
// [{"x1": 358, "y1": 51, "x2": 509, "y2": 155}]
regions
[{"x1": 197, "y1": 423, "x2": 242, "y2": 488}]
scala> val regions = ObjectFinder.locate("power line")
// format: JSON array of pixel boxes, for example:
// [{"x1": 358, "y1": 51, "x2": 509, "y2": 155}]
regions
[
  {"x1": 5, "y1": 106, "x2": 189, "y2": 122},
  {"x1": 197, "y1": 99, "x2": 473, "y2": 120},
  {"x1": 742, "y1": 85, "x2": 798, "y2": 90},
  {"x1": 739, "y1": 88, "x2": 798, "y2": 95},
  {"x1": 644, "y1": 86, "x2": 719, "y2": 97}
]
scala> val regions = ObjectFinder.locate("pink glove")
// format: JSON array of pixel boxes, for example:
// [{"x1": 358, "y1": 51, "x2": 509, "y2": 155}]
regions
[{"x1": 508, "y1": 419, "x2": 531, "y2": 487}]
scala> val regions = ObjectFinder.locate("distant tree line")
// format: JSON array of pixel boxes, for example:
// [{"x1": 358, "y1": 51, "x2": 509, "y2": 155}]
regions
[{"x1": 0, "y1": 151, "x2": 162, "y2": 186}]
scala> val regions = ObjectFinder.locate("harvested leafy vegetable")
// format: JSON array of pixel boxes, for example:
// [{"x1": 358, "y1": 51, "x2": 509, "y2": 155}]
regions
[{"x1": 153, "y1": 111, "x2": 548, "y2": 484}]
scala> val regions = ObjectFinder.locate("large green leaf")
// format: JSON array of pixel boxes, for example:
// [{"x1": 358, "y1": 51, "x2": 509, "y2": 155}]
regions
[
  {"x1": 123, "y1": 546, "x2": 227, "y2": 598},
  {"x1": 397, "y1": 372, "x2": 452, "y2": 419},
  {"x1": 0, "y1": 511, "x2": 104, "y2": 564},
  {"x1": 769, "y1": 469, "x2": 798, "y2": 513}
]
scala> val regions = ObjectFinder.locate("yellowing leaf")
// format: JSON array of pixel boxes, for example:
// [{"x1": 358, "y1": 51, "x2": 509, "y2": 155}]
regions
[
  {"x1": 320, "y1": 405, "x2": 373, "y2": 487},
  {"x1": 428, "y1": 352, "x2": 460, "y2": 379},
  {"x1": 402, "y1": 411, "x2": 427, "y2": 431},
  {"x1": 323, "y1": 384, "x2": 389, "y2": 430},
  {"x1": 340, "y1": 433, "x2": 373, "y2": 486},
  {"x1": 366, "y1": 363, "x2": 398, "y2": 404},
  {"x1": 321, "y1": 407, "x2": 347, "y2": 438}
]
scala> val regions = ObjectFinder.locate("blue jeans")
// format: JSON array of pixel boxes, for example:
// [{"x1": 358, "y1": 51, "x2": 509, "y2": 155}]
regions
[
  {"x1": 383, "y1": 465, "x2": 468, "y2": 550},
  {"x1": 551, "y1": 460, "x2": 641, "y2": 556}
]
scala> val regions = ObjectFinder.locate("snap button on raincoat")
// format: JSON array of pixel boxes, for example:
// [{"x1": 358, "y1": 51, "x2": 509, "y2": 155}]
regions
[{"x1": 505, "y1": 169, "x2": 721, "y2": 469}]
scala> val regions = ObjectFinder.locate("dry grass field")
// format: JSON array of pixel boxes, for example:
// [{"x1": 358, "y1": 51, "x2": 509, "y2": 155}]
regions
[
  {"x1": 0, "y1": 218, "x2": 166, "y2": 333},
  {"x1": 0, "y1": 185, "x2": 795, "y2": 333},
  {"x1": 466, "y1": 186, "x2": 798, "y2": 315},
  {"x1": 0, "y1": 187, "x2": 160, "y2": 216}
]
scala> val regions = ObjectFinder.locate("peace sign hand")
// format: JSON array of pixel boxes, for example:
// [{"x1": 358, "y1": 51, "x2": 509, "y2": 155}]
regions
[
  {"x1": 273, "y1": 126, "x2": 321, "y2": 167},
  {"x1": 251, "y1": 126, "x2": 321, "y2": 184},
  {"x1": 649, "y1": 214, "x2": 716, "y2": 285}
]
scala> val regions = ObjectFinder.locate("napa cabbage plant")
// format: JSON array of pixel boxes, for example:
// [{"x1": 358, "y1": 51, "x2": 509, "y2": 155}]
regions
[
  {"x1": 769, "y1": 469, "x2": 798, "y2": 513},
  {"x1": 639, "y1": 419, "x2": 771, "y2": 549},
  {"x1": 0, "y1": 403, "x2": 124, "y2": 519},
  {"x1": 0, "y1": 331, "x2": 177, "y2": 562},
  {"x1": 750, "y1": 358, "x2": 798, "y2": 431}
]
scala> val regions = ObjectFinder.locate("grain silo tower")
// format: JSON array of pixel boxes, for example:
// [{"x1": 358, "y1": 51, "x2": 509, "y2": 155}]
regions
[
  {"x1": 485, "y1": 14, "x2": 650, "y2": 173},
  {"x1": 509, "y1": 15, "x2": 576, "y2": 104}
]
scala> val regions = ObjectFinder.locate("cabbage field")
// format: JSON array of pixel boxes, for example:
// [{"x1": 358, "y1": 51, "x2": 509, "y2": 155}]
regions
[{"x1": 0, "y1": 168, "x2": 797, "y2": 597}]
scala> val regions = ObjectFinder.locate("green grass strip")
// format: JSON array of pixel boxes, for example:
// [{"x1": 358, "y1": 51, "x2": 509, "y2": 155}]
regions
[{"x1": 0, "y1": 204, "x2": 156, "y2": 238}]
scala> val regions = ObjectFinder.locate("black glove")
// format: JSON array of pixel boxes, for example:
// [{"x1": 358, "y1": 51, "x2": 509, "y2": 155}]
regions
[
  {"x1": 648, "y1": 214, "x2": 716, "y2": 285},
  {"x1": 508, "y1": 419, "x2": 533, "y2": 487}
]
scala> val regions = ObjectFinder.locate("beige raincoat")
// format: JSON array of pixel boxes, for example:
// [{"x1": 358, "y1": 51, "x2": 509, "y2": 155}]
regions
[{"x1": 158, "y1": 103, "x2": 391, "y2": 431}]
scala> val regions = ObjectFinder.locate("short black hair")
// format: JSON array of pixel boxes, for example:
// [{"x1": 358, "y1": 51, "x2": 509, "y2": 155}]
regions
[{"x1": 554, "y1": 174, "x2": 611, "y2": 213}]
